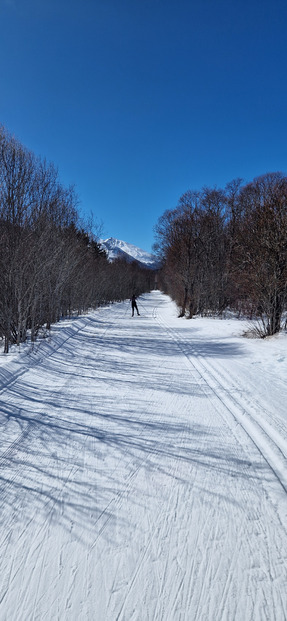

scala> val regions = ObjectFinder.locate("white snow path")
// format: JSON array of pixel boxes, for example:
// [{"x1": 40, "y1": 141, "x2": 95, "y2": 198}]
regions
[{"x1": 0, "y1": 291, "x2": 286, "y2": 621}]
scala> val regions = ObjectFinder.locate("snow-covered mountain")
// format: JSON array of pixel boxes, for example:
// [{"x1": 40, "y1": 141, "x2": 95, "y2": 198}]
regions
[{"x1": 99, "y1": 237, "x2": 160, "y2": 270}]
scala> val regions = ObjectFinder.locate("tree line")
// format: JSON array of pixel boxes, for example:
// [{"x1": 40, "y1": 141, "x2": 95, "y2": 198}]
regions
[
  {"x1": 0, "y1": 125, "x2": 153, "y2": 353},
  {"x1": 154, "y1": 173, "x2": 287, "y2": 336}
]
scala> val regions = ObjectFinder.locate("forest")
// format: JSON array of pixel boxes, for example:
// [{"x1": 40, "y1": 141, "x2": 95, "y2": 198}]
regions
[
  {"x1": 0, "y1": 126, "x2": 153, "y2": 353},
  {"x1": 1, "y1": 123, "x2": 287, "y2": 354},
  {"x1": 154, "y1": 173, "x2": 287, "y2": 337}
]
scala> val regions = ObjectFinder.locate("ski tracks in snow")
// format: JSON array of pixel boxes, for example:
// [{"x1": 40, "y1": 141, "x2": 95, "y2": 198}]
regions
[
  {"x1": 0, "y1": 292, "x2": 286, "y2": 620},
  {"x1": 156, "y1": 310, "x2": 287, "y2": 502},
  {"x1": 153, "y1": 297, "x2": 287, "y2": 619}
]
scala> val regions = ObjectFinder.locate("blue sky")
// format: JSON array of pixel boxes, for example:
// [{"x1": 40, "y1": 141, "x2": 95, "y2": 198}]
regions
[{"x1": 1, "y1": 0, "x2": 287, "y2": 252}]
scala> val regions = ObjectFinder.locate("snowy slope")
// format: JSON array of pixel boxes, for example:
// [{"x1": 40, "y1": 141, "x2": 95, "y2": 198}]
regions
[
  {"x1": 100, "y1": 237, "x2": 160, "y2": 269},
  {"x1": 0, "y1": 291, "x2": 287, "y2": 620}
]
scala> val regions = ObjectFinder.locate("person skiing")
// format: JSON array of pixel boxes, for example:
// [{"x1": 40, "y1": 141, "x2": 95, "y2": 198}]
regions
[{"x1": 131, "y1": 294, "x2": 140, "y2": 316}]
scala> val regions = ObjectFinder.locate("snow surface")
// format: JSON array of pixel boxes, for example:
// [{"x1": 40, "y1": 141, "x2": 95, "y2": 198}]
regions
[
  {"x1": 99, "y1": 237, "x2": 159, "y2": 268},
  {"x1": 0, "y1": 291, "x2": 287, "y2": 621}
]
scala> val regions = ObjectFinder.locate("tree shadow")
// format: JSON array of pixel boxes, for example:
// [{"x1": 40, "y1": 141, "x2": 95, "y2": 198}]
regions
[
  {"x1": 0, "y1": 301, "x2": 260, "y2": 549},
  {"x1": 0, "y1": 384, "x2": 266, "y2": 548}
]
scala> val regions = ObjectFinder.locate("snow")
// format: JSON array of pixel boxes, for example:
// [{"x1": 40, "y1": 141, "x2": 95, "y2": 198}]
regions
[{"x1": 0, "y1": 290, "x2": 287, "y2": 620}]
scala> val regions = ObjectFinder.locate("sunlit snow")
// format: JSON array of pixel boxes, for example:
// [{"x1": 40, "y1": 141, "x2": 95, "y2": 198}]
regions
[{"x1": 0, "y1": 291, "x2": 286, "y2": 620}]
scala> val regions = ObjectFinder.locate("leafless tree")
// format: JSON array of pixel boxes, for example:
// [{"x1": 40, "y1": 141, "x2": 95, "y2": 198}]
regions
[
  {"x1": 155, "y1": 172, "x2": 287, "y2": 335},
  {"x1": 231, "y1": 172, "x2": 287, "y2": 335}
]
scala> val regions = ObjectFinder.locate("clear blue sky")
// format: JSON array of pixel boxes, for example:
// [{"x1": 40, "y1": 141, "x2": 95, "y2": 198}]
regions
[{"x1": 1, "y1": 0, "x2": 287, "y2": 252}]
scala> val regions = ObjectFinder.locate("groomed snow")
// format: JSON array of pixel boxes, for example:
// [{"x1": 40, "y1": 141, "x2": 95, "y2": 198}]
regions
[{"x1": 0, "y1": 291, "x2": 286, "y2": 620}]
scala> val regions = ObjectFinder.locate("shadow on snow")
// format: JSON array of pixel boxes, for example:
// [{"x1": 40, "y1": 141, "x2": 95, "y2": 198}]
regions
[{"x1": 0, "y1": 299, "x2": 258, "y2": 546}]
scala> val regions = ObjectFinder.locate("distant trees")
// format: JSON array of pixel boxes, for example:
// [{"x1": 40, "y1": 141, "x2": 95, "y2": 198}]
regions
[
  {"x1": 154, "y1": 188, "x2": 227, "y2": 318},
  {"x1": 154, "y1": 172, "x2": 287, "y2": 336},
  {"x1": 0, "y1": 125, "x2": 153, "y2": 352}
]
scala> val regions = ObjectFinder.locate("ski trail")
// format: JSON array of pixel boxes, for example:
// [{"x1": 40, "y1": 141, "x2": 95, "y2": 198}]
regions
[
  {"x1": 0, "y1": 291, "x2": 286, "y2": 620},
  {"x1": 156, "y1": 311, "x2": 287, "y2": 500}
]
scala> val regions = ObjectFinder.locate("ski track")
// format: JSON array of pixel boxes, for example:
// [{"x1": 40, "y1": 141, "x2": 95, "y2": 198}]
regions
[
  {"x1": 156, "y1": 312, "x2": 287, "y2": 500},
  {"x1": 0, "y1": 292, "x2": 286, "y2": 620}
]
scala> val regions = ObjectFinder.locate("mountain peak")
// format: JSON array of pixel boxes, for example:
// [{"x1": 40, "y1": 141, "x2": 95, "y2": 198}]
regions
[{"x1": 100, "y1": 237, "x2": 159, "y2": 269}]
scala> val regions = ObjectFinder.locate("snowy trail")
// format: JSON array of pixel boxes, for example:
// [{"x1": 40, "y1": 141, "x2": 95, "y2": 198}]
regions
[
  {"x1": 156, "y1": 312, "x2": 287, "y2": 495},
  {"x1": 0, "y1": 291, "x2": 286, "y2": 620}
]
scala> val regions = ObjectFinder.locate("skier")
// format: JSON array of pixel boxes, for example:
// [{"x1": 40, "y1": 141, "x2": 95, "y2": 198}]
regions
[{"x1": 131, "y1": 294, "x2": 140, "y2": 316}]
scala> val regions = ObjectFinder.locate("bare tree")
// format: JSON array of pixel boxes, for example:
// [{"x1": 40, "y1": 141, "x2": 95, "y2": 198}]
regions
[{"x1": 232, "y1": 172, "x2": 287, "y2": 335}]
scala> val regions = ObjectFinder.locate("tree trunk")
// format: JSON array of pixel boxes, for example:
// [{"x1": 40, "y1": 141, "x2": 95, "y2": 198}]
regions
[
  {"x1": 268, "y1": 293, "x2": 282, "y2": 335},
  {"x1": 4, "y1": 332, "x2": 9, "y2": 354},
  {"x1": 179, "y1": 286, "x2": 188, "y2": 317}
]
